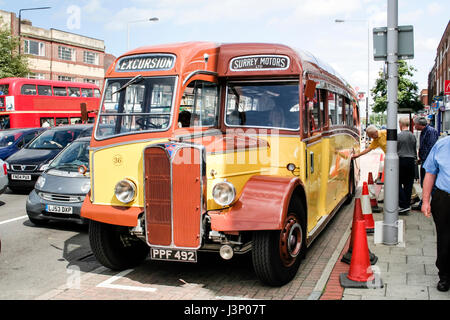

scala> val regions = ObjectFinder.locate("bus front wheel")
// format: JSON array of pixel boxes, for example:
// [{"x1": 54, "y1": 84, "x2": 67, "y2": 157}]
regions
[
  {"x1": 252, "y1": 200, "x2": 306, "y2": 286},
  {"x1": 89, "y1": 220, "x2": 149, "y2": 270}
]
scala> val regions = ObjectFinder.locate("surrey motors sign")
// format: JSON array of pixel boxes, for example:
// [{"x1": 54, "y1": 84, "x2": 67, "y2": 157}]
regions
[
  {"x1": 116, "y1": 54, "x2": 175, "y2": 72},
  {"x1": 230, "y1": 55, "x2": 290, "y2": 72}
]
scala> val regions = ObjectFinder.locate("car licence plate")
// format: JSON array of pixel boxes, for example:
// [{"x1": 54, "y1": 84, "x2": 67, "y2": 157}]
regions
[
  {"x1": 11, "y1": 174, "x2": 31, "y2": 180},
  {"x1": 150, "y1": 247, "x2": 197, "y2": 263},
  {"x1": 45, "y1": 205, "x2": 73, "y2": 214}
]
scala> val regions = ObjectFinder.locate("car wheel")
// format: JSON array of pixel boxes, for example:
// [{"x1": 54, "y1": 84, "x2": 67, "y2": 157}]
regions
[{"x1": 89, "y1": 220, "x2": 149, "y2": 271}]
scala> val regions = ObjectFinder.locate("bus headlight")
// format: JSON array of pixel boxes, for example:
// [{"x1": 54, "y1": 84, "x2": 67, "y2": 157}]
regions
[
  {"x1": 212, "y1": 181, "x2": 236, "y2": 207},
  {"x1": 114, "y1": 179, "x2": 136, "y2": 203}
]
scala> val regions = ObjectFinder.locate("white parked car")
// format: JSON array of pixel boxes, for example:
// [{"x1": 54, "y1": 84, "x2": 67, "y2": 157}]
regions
[{"x1": 0, "y1": 159, "x2": 8, "y2": 195}]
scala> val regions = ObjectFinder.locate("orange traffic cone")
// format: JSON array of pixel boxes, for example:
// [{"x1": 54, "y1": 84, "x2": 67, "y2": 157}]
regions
[
  {"x1": 376, "y1": 153, "x2": 384, "y2": 185},
  {"x1": 339, "y1": 219, "x2": 384, "y2": 288},
  {"x1": 341, "y1": 198, "x2": 378, "y2": 265},
  {"x1": 362, "y1": 182, "x2": 375, "y2": 234},
  {"x1": 368, "y1": 172, "x2": 382, "y2": 213}
]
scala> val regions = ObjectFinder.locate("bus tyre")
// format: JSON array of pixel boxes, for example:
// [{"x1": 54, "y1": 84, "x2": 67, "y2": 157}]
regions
[
  {"x1": 89, "y1": 220, "x2": 149, "y2": 271},
  {"x1": 252, "y1": 200, "x2": 306, "y2": 286}
]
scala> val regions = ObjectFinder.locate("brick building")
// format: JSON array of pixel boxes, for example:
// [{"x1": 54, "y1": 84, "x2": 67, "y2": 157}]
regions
[
  {"x1": 427, "y1": 20, "x2": 450, "y2": 133},
  {"x1": 0, "y1": 9, "x2": 115, "y2": 89}
]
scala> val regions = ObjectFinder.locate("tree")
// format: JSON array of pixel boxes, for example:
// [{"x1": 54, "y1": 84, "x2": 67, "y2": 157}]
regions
[
  {"x1": 371, "y1": 60, "x2": 424, "y2": 113},
  {"x1": 0, "y1": 18, "x2": 29, "y2": 78}
]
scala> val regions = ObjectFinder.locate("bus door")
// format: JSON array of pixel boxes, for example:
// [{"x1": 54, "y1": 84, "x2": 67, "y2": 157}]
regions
[{"x1": 303, "y1": 87, "x2": 329, "y2": 232}]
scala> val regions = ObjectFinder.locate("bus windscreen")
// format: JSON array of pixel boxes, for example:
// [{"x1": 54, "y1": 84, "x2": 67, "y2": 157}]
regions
[{"x1": 96, "y1": 77, "x2": 176, "y2": 138}]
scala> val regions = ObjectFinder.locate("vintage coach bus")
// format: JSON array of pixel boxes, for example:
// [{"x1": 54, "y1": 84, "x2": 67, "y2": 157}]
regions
[{"x1": 82, "y1": 42, "x2": 360, "y2": 286}]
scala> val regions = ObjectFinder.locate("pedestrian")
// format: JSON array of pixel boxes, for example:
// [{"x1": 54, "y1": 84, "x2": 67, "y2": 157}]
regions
[
  {"x1": 421, "y1": 135, "x2": 450, "y2": 292},
  {"x1": 412, "y1": 116, "x2": 439, "y2": 210},
  {"x1": 351, "y1": 124, "x2": 386, "y2": 160},
  {"x1": 397, "y1": 116, "x2": 417, "y2": 214}
]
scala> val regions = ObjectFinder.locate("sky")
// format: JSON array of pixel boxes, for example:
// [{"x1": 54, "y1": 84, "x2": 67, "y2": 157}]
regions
[{"x1": 1, "y1": 0, "x2": 449, "y2": 109}]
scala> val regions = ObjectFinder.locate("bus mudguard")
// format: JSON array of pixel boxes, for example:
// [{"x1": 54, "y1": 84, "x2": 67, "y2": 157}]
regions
[
  {"x1": 209, "y1": 175, "x2": 306, "y2": 232},
  {"x1": 80, "y1": 192, "x2": 141, "y2": 227}
]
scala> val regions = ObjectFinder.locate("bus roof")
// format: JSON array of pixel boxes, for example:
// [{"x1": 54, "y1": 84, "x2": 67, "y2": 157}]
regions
[
  {"x1": 106, "y1": 41, "x2": 221, "y2": 79},
  {"x1": 217, "y1": 42, "x2": 355, "y2": 96}
]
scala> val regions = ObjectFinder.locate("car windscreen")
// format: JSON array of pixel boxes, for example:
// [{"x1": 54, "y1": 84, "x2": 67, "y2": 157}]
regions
[
  {"x1": 27, "y1": 129, "x2": 82, "y2": 149},
  {"x1": 48, "y1": 141, "x2": 89, "y2": 171},
  {"x1": 0, "y1": 131, "x2": 22, "y2": 147},
  {"x1": 96, "y1": 76, "x2": 176, "y2": 139}
]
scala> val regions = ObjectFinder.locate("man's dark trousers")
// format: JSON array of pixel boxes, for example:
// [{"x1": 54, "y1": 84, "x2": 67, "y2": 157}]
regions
[
  {"x1": 399, "y1": 157, "x2": 415, "y2": 209},
  {"x1": 431, "y1": 188, "x2": 450, "y2": 283}
]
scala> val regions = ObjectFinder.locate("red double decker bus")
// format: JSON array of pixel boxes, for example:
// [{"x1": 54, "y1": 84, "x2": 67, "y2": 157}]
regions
[{"x1": 0, "y1": 78, "x2": 101, "y2": 129}]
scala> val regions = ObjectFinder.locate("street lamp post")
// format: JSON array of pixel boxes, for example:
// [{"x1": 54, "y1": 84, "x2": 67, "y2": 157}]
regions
[
  {"x1": 127, "y1": 17, "x2": 159, "y2": 51},
  {"x1": 18, "y1": 7, "x2": 51, "y2": 54},
  {"x1": 335, "y1": 18, "x2": 370, "y2": 129}
]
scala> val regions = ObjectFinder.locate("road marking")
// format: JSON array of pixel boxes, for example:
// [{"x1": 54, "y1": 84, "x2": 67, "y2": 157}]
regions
[
  {"x1": 96, "y1": 269, "x2": 157, "y2": 293},
  {"x1": 0, "y1": 215, "x2": 28, "y2": 226}
]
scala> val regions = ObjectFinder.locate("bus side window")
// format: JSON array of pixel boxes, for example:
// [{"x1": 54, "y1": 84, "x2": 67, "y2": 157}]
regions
[
  {"x1": 81, "y1": 88, "x2": 93, "y2": 97},
  {"x1": 40, "y1": 117, "x2": 54, "y2": 127},
  {"x1": 21, "y1": 84, "x2": 37, "y2": 95},
  {"x1": 178, "y1": 80, "x2": 219, "y2": 128},
  {"x1": 345, "y1": 98, "x2": 351, "y2": 126},
  {"x1": 69, "y1": 87, "x2": 81, "y2": 97},
  {"x1": 320, "y1": 89, "x2": 327, "y2": 128},
  {"x1": 53, "y1": 87, "x2": 67, "y2": 96},
  {"x1": 38, "y1": 85, "x2": 52, "y2": 96},
  {"x1": 94, "y1": 89, "x2": 101, "y2": 98},
  {"x1": 327, "y1": 92, "x2": 336, "y2": 126},
  {"x1": 309, "y1": 89, "x2": 320, "y2": 133},
  {"x1": 337, "y1": 95, "x2": 344, "y2": 125}
]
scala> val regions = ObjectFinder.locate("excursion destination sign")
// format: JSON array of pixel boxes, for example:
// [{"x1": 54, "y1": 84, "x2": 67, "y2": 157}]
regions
[
  {"x1": 230, "y1": 55, "x2": 290, "y2": 71},
  {"x1": 116, "y1": 54, "x2": 175, "y2": 72}
]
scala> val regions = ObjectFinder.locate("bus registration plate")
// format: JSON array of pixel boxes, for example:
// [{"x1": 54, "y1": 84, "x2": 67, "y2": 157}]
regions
[
  {"x1": 46, "y1": 205, "x2": 73, "y2": 214},
  {"x1": 150, "y1": 247, "x2": 197, "y2": 263},
  {"x1": 11, "y1": 174, "x2": 31, "y2": 180}
]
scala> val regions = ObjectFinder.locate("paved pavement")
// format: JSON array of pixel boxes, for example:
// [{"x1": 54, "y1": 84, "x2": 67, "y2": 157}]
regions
[
  {"x1": 28, "y1": 150, "x2": 449, "y2": 301},
  {"x1": 320, "y1": 151, "x2": 450, "y2": 300}
]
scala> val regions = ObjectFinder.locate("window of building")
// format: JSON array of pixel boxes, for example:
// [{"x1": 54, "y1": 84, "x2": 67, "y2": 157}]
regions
[
  {"x1": 83, "y1": 51, "x2": 99, "y2": 65},
  {"x1": 27, "y1": 73, "x2": 45, "y2": 80},
  {"x1": 38, "y1": 85, "x2": 52, "y2": 96},
  {"x1": 53, "y1": 87, "x2": 67, "y2": 96},
  {"x1": 21, "y1": 84, "x2": 37, "y2": 95},
  {"x1": 24, "y1": 40, "x2": 45, "y2": 56},
  {"x1": 58, "y1": 75, "x2": 75, "y2": 82},
  {"x1": 84, "y1": 78, "x2": 100, "y2": 86},
  {"x1": 58, "y1": 46, "x2": 75, "y2": 61}
]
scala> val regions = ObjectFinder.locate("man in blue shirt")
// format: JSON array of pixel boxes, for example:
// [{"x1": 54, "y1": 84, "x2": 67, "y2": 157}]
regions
[
  {"x1": 412, "y1": 116, "x2": 439, "y2": 210},
  {"x1": 422, "y1": 136, "x2": 450, "y2": 292}
]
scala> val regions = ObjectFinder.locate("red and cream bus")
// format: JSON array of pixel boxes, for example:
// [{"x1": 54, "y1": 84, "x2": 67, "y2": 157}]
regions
[
  {"x1": 0, "y1": 78, "x2": 101, "y2": 129},
  {"x1": 82, "y1": 42, "x2": 361, "y2": 286}
]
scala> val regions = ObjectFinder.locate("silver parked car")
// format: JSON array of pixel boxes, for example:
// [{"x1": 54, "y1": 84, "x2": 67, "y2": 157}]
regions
[{"x1": 26, "y1": 137, "x2": 91, "y2": 225}]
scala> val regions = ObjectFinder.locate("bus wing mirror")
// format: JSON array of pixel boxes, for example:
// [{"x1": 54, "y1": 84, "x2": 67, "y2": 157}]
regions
[
  {"x1": 80, "y1": 103, "x2": 87, "y2": 123},
  {"x1": 304, "y1": 80, "x2": 317, "y2": 101}
]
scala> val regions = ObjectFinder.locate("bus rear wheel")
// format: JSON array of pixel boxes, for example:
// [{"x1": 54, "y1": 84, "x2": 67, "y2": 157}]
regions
[
  {"x1": 89, "y1": 220, "x2": 149, "y2": 270},
  {"x1": 252, "y1": 202, "x2": 306, "y2": 286}
]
